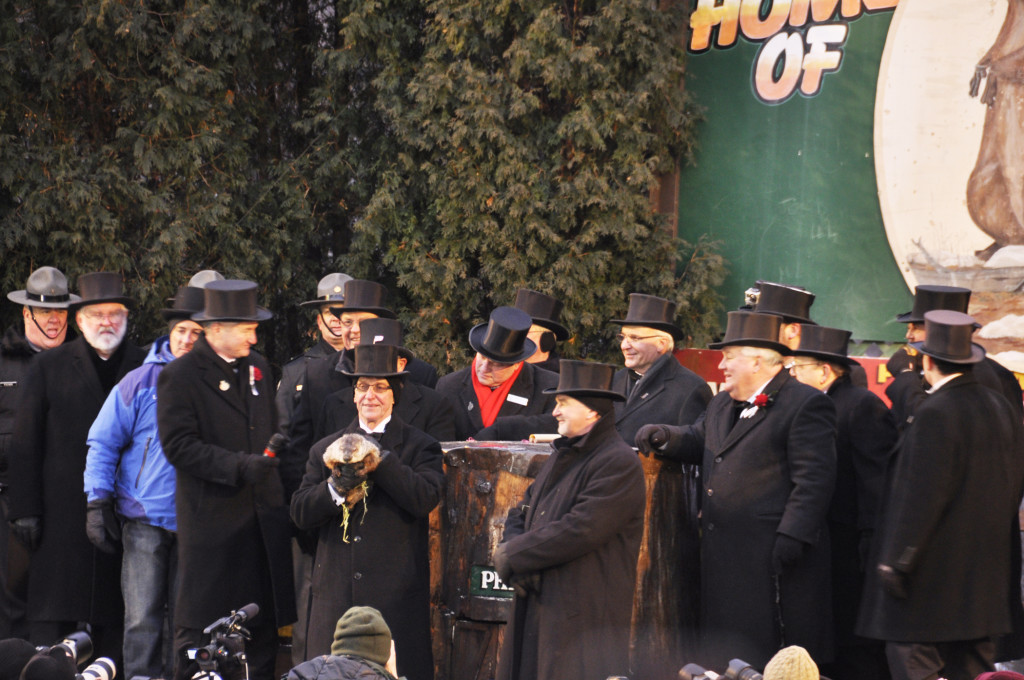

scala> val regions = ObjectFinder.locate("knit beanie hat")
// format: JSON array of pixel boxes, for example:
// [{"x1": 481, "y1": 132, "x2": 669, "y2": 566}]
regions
[
  {"x1": 976, "y1": 673, "x2": 1024, "y2": 680},
  {"x1": 331, "y1": 606, "x2": 392, "y2": 666},
  {"x1": 0, "y1": 638, "x2": 36, "y2": 680},
  {"x1": 763, "y1": 645, "x2": 819, "y2": 680}
]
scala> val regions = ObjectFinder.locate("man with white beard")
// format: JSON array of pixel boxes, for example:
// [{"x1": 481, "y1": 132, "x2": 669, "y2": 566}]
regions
[{"x1": 7, "y1": 272, "x2": 145, "y2": 662}]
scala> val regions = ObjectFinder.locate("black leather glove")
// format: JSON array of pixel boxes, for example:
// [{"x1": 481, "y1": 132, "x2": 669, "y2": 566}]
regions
[
  {"x1": 492, "y1": 544, "x2": 512, "y2": 584},
  {"x1": 509, "y1": 572, "x2": 541, "y2": 598},
  {"x1": 878, "y1": 564, "x2": 909, "y2": 599},
  {"x1": 85, "y1": 499, "x2": 121, "y2": 554},
  {"x1": 635, "y1": 424, "x2": 671, "y2": 455},
  {"x1": 329, "y1": 465, "x2": 367, "y2": 496},
  {"x1": 886, "y1": 348, "x2": 921, "y2": 376},
  {"x1": 771, "y1": 534, "x2": 807, "y2": 574},
  {"x1": 239, "y1": 454, "x2": 279, "y2": 485},
  {"x1": 10, "y1": 516, "x2": 41, "y2": 550}
]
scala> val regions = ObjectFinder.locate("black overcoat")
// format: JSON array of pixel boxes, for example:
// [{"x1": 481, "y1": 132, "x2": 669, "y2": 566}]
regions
[
  {"x1": 156, "y1": 336, "x2": 296, "y2": 629},
  {"x1": 289, "y1": 416, "x2": 443, "y2": 680},
  {"x1": 435, "y1": 362, "x2": 558, "y2": 440},
  {"x1": 495, "y1": 414, "x2": 645, "y2": 680},
  {"x1": 7, "y1": 336, "x2": 144, "y2": 623},
  {"x1": 319, "y1": 380, "x2": 458, "y2": 443},
  {"x1": 612, "y1": 352, "x2": 712, "y2": 444},
  {"x1": 275, "y1": 338, "x2": 334, "y2": 437},
  {"x1": 661, "y1": 369, "x2": 837, "y2": 668},
  {"x1": 858, "y1": 373, "x2": 1024, "y2": 642}
]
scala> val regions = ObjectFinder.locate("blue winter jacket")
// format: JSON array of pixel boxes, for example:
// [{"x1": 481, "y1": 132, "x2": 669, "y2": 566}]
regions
[{"x1": 84, "y1": 336, "x2": 177, "y2": 531}]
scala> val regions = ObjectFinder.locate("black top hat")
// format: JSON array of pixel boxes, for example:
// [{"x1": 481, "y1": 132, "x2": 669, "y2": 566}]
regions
[
  {"x1": 468, "y1": 306, "x2": 537, "y2": 363},
  {"x1": 609, "y1": 293, "x2": 684, "y2": 341},
  {"x1": 300, "y1": 273, "x2": 355, "y2": 308},
  {"x1": 69, "y1": 272, "x2": 134, "y2": 311},
  {"x1": 192, "y1": 280, "x2": 273, "y2": 323},
  {"x1": 543, "y1": 360, "x2": 625, "y2": 401},
  {"x1": 896, "y1": 285, "x2": 971, "y2": 324},
  {"x1": 709, "y1": 311, "x2": 789, "y2": 354},
  {"x1": 340, "y1": 344, "x2": 409, "y2": 378},
  {"x1": 514, "y1": 288, "x2": 569, "y2": 340},
  {"x1": 793, "y1": 325, "x2": 857, "y2": 367},
  {"x1": 7, "y1": 267, "x2": 81, "y2": 309},
  {"x1": 161, "y1": 286, "x2": 206, "y2": 321},
  {"x1": 336, "y1": 280, "x2": 395, "y2": 318},
  {"x1": 358, "y1": 317, "x2": 415, "y2": 360},
  {"x1": 753, "y1": 281, "x2": 816, "y2": 324},
  {"x1": 909, "y1": 310, "x2": 985, "y2": 364}
]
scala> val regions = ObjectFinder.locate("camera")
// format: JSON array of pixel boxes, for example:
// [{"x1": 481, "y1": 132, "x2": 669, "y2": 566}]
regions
[
  {"x1": 679, "y1": 659, "x2": 763, "y2": 680},
  {"x1": 29, "y1": 630, "x2": 117, "y2": 680},
  {"x1": 186, "y1": 603, "x2": 259, "y2": 680}
]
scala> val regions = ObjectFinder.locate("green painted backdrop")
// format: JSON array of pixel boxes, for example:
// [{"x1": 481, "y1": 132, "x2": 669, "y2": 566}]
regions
[{"x1": 677, "y1": 9, "x2": 910, "y2": 342}]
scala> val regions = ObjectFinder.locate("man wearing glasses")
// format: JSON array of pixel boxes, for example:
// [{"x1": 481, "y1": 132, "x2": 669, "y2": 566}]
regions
[
  {"x1": 7, "y1": 272, "x2": 145, "y2": 661},
  {"x1": 610, "y1": 293, "x2": 712, "y2": 444}
]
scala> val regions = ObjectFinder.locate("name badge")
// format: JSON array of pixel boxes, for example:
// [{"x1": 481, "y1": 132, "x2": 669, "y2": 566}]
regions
[{"x1": 506, "y1": 394, "x2": 528, "y2": 406}]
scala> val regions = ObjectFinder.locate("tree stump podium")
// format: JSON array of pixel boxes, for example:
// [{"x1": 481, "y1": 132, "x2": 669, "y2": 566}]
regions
[{"x1": 430, "y1": 441, "x2": 701, "y2": 680}]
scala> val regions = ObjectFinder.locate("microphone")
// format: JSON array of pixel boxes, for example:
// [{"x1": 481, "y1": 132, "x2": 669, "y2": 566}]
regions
[
  {"x1": 263, "y1": 433, "x2": 288, "y2": 458},
  {"x1": 202, "y1": 603, "x2": 259, "y2": 634}
]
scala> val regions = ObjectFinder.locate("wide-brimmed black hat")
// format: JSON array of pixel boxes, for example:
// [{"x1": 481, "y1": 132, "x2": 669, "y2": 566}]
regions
[
  {"x1": 468, "y1": 306, "x2": 536, "y2": 363},
  {"x1": 336, "y1": 279, "x2": 395, "y2": 318},
  {"x1": 192, "y1": 280, "x2": 273, "y2": 323},
  {"x1": 609, "y1": 293, "x2": 684, "y2": 341},
  {"x1": 69, "y1": 272, "x2": 134, "y2": 311},
  {"x1": 7, "y1": 267, "x2": 81, "y2": 309},
  {"x1": 896, "y1": 285, "x2": 971, "y2": 324},
  {"x1": 909, "y1": 310, "x2": 985, "y2": 364},
  {"x1": 543, "y1": 360, "x2": 625, "y2": 401},
  {"x1": 514, "y1": 288, "x2": 569, "y2": 340},
  {"x1": 709, "y1": 311, "x2": 789, "y2": 354},
  {"x1": 340, "y1": 343, "x2": 409, "y2": 378},
  {"x1": 753, "y1": 281, "x2": 816, "y2": 324},
  {"x1": 299, "y1": 272, "x2": 354, "y2": 308},
  {"x1": 161, "y1": 286, "x2": 206, "y2": 321},
  {"x1": 359, "y1": 317, "x2": 415, "y2": 361},
  {"x1": 793, "y1": 325, "x2": 857, "y2": 367}
]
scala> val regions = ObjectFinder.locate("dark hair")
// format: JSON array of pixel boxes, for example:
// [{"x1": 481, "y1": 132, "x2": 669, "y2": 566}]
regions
[{"x1": 929, "y1": 356, "x2": 973, "y2": 376}]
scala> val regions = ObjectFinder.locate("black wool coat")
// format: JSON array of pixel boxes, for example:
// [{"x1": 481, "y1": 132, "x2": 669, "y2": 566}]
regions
[
  {"x1": 858, "y1": 373, "x2": 1024, "y2": 642},
  {"x1": 7, "y1": 336, "x2": 144, "y2": 623},
  {"x1": 612, "y1": 352, "x2": 712, "y2": 445},
  {"x1": 157, "y1": 335, "x2": 296, "y2": 629},
  {"x1": 0, "y1": 326, "x2": 39, "y2": 480},
  {"x1": 495, "y1": 414, "x2": 645, "y2": 680},
  {"x1": 660, "y1": 369, "x2": 837, "y2": 669},
  {"x1": 319, "y1": 380, "x2": 458, "y2": 443},
  {"x1": 289, "y1": 416, "x2": 443, "y2": 680},
  {"x1": 275, "y1": 338, "x2": 335, "y2": 437},
  {"x1": 435, "y1": 362, "x2": 559, "y2": 440}
]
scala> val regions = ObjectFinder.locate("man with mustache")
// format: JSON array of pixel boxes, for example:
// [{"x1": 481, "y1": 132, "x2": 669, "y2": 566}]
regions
[
  {"x1": 6, "y1": 272, "x2": 145, "y2": 662},
  {"x1": 0, "y1": 267, "x2": 80, "y2": 640}
]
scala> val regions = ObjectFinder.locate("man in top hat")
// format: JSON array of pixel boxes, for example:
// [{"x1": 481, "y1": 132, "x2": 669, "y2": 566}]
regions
[
  {"x1": 887, "y1": 284, "x2": 1023, "y2": 428},
  {"x1": 6, "y1": 272, "x2": 145, "y2": 659},
  {"x1": 0, "y1": 266, "x2": 80, "y2": 639},
  {"x1": 290, "y1": 343, "x2": 443, "y2": 680},
  {"x1": 493, "y1": 360, "x2": 645, "y2": 680},
  {"x1": 514, "y1": 288, "x2": 570, "y2": 374},
  {"x1": 858, "y1": 310, "x2": 1024, "y2": 680},
  {"x1": 277, "y1": 273, "x2": 354, "y2": 436},
  {"x1": 156, "y1": 280, "x2": 296, "y2": 680},
  {"x1": 82, "y1": 281, "x2": 206, "y2": 680},
  {"x1": 789, "y1": 325, "x2": 897, "y2": 680},
  {"x1": 435, "y1": 306, "x2": 559, "y2": 441},
  {"x1": 610, "y1": 293, "x2": 712, "y2": 445},
  {"x1": 635, "y1": 310, "x2": 837, "y2": 669}
]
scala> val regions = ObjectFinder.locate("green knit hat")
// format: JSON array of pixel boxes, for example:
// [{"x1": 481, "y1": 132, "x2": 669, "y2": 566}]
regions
[
  {"x1": 763, "y1": 645, "x2": 819, "y2": 680},
  {"x1": 331, "y1": 606, "x2": 392, "y2": 666}
]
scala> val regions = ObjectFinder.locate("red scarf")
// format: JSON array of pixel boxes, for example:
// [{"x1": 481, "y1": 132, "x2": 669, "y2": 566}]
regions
[{"x1": 470, "y1": 358, "x2": 524, "y2": 427}]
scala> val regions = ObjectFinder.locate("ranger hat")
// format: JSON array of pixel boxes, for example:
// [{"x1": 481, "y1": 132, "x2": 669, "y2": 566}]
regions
[
  {"x1": 609, "y1": 293, "x2": 684, "y2": 341},
  {"x1": 7, "y1": 267, "x2": 81, "y2": 309},
  {"x1": 69, "y1": 272, "x2": 134, "y2": 311},
  {"x1": 192, "y1": 280, "x2": 273, "y2": 323},
  {"x1": 300, "y1": 273, "x2": 354, "y2": 308},
  {"x1": 468, "y1": 306, "x2": 536, "y2": 364},
  {"x1": 709, "y1": 311, "x2": 789, "y2": 354}
]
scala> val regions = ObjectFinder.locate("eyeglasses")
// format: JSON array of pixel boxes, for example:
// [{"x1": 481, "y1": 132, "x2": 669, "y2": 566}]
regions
[
  {"x1": 354, "y1": 382, "x2": 392, "y2": 395},
  {"x1": 617, "y1": 333, "x2": 661, "y2": 344},
  {"x1": 80, "y1": 309, "x2": 127, "y2": 322}
]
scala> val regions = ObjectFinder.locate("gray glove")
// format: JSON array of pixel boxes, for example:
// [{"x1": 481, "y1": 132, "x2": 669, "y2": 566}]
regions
[
  {"x1": 10, "y1": 516, "x2": 42, "y2": 550},
  {"x1": 85, "y1": 499, "x2": 121, "y2": 554},
  {"x1": 239, "y1": 454, "x2": 279, "y2": 485}
]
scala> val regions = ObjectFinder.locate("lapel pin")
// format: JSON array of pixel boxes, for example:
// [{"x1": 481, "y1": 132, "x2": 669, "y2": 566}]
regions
[{"x1": 219, "y1": 380, "x2": 230, "y2": 392}]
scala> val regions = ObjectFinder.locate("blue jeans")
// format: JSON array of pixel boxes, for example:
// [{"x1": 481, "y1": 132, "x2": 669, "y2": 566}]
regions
[{"x1": 122, "y1": 520, "x2": 177, "y2": 680}]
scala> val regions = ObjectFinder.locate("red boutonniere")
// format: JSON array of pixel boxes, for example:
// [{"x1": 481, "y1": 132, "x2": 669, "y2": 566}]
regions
[
  {"x1": 249, "y1": 365, "x2": 262, "y2": 396},
  {"x1": 252, "y1": 366, "x2": 263, "y2": 382},
  {"x1": 753, "y1": 392, "x2": 773, "y2": 408}
]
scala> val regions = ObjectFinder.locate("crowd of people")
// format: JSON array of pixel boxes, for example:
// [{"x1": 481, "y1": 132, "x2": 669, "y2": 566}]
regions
[{"x1": 0, "y1": 266, "x2": 1021, "y2": 680}]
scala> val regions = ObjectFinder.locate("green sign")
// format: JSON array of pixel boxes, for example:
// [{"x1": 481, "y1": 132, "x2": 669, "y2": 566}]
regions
[{"x1": 470, "y1": 565, "x2": 515, "y2": 599}]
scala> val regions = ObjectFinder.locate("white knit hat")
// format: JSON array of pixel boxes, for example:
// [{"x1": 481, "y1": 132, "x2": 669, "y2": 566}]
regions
[{"x1": 763, "y1": 645, "x2": 819, "y2": 680}]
